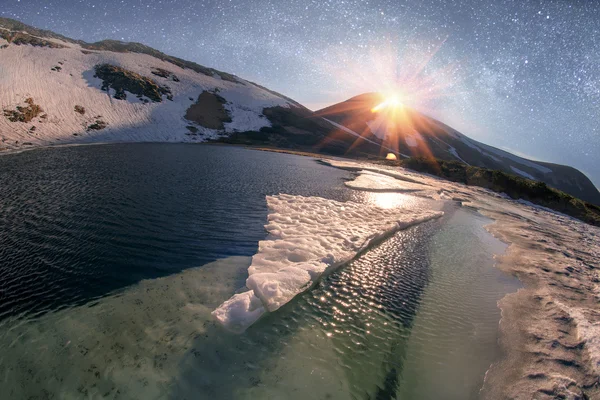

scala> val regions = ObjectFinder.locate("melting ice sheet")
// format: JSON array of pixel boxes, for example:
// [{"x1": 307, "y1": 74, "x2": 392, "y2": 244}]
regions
[
  {"x1": 212, "y1": 194, "x2": 443, "y2": 332},
  {"x1": 345, "y1": 169, "x2": 431, "y2": 192}
]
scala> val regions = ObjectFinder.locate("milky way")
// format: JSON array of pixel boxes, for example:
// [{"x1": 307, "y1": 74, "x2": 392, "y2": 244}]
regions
[{"x1": 2, "y1": 0, "x2": 599, "y2": 184}]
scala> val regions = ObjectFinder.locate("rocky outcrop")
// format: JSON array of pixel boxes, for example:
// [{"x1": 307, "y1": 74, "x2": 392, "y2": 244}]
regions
[
  {"x1": 93, "y1": 64, "x2": 172, "y2": 102},
  {"x1": 0, "y1": 29, "x2": 66, "y2": 48},
  {"x1": 151, "y1": 68, "x2": 180, "y2": 82}
]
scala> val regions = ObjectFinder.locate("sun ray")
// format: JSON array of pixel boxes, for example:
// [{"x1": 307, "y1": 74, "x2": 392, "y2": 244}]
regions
[{"x1": 309, "y1": 37, "x2": 464, "y2": 160}]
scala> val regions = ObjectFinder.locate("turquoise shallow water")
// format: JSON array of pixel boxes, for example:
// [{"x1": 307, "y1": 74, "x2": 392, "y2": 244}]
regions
[
  {"x1": 170, "y1": 205, "x2": 519, "y2": 400},
  {"x1": 0, "y1": 144, "x2": 520, "y2": 399}
]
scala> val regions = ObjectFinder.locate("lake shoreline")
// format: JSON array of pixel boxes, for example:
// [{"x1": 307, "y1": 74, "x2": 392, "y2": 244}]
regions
[
  {"x1": 3, "y1": 141, "x2": 598, "y2": 398},
  {"x1": 321, "y1": 158, "x2": 600, "y2": 399},
  {"x1": 0, "y1": 141, "x2": 336, "y2": 165},
  {"x1": 477, "y1": 201, "x2": 600, "y2": 399}
]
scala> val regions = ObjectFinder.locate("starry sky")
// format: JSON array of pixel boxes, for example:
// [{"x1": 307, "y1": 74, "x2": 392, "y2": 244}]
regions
[{"x1": 2, "y1": 0, "x2": 599, "y2": 186}]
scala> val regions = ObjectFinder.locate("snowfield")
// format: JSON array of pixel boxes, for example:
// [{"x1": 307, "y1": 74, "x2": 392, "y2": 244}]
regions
[
  {"x1": 0, "y1": 30, "x2": 294, "y2": 149},
  {"x1": 212, "y1": 193, "x2": 443, "y2": 333},
  {"x1": 510, "y1": 165, "x2": 536, "y2": 180}
]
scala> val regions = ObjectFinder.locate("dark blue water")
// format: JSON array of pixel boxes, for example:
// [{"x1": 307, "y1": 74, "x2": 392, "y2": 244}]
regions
[{"x1": 0, "y1": 144, "x2": 354, "y2": 319}]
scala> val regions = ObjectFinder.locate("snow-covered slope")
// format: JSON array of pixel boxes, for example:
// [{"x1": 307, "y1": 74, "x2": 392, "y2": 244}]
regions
[
  {"x1": 0, "y1": 18, "x2": 387, "y2": 159},
  {"x1": 0, "y1": 20, "x2": 298, "y2": 149}
]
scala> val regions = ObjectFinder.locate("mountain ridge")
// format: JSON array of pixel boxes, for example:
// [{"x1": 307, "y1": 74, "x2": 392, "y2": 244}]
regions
[
  {"x1": 1, "y1": 17, "x2": 598, "y2": 205},
  {"x1": 317, "y1": 93, "x2": 600, "y2": 205}
]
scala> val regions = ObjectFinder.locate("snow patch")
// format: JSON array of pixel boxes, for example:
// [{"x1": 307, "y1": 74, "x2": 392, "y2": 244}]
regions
[
  {"x1": 447, "y1": 146, "x2": 470, "y2": 165},
  {"x1": 345, "y1": 170, "x2": 431, "y2": 192},
  {"x1": 510, "y1": 166, "x2": 535, "y2": 180},
  {"x1": 556, "y1": 302, "x2": 600, "y2": 375},
  {"x1": 212, "y1": 194, "x2": 443, "y2": 332},
  {"x1": 460, "y1": 135, "x2": 552, "y2": 174},
  {"x1": 321, "y1": 159, "x2": 433, "y2": 186}
]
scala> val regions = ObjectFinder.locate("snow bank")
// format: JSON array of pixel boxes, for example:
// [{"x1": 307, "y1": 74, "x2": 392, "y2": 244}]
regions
[
  {"x1": 321, "y1": 159, "x2": 432, "y2": 185},
  {"x1": 556, "y1": 302, "x2": 600, "y2": 375},
  {"x1": 510, "y1": 166, "x2": 535, "y2": 180},
  {"x1": 212, "y1": 194, "x2": 443, "y2": 332},
  {"x1": 345, "y1": 170, "x2": 430, "y2": 192},
  {"x1": 211, "y1": 291, "x2": 266, "y2": 334}
]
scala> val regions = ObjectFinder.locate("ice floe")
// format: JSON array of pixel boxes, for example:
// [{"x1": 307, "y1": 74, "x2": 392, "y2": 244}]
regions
[
  {"x1": 344, "y1": 170, "x2": 431, "y2": 192},
  {"x1": 212, "y1": 194, "x2": 443, "y2": 332}
]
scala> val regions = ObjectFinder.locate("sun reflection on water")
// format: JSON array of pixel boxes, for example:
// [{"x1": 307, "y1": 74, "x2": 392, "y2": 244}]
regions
[{"x1": 362, "y1": 192, "x2": 420, "y2": 209}]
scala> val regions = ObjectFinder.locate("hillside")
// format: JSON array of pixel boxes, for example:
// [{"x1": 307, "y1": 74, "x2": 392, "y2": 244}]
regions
[
  {"x1": 0, "y1": 17, "x2": 381, "y2": 157},
  {"x1": 317, "y1": 93, "x2": 600, "y2": 205},
  {"x1": 1, "y1": 18, "x2": 598, "y2": 205}
]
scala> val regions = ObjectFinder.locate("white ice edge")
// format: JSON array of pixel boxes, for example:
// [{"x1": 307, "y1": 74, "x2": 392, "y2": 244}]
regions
[
  {"x1": 319, "y1": 159, "x2": 430, "y2": 185},
  {"x1": 344, "y1": 169, "x2": 431, "y2": 192},
  {"x1": 212, "y1": 194, "x2": 443, "y2": 333}
]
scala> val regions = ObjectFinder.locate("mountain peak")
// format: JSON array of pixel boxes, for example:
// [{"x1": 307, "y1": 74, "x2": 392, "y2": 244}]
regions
[{"x1": 317, "y1": 93, "x2": 600, "y2": 205}]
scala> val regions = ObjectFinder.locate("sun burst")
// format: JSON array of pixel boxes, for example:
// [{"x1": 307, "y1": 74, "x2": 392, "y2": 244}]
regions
[
  {"x1": 371, "y1": 93, "x2": 404, "y2": 113},
  {"x1": 313, "y1": 38, "x2": 462, "y2": 160}
]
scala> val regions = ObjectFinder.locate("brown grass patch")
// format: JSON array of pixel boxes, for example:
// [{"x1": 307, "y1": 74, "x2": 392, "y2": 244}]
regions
[
  {"x1": 184, "y1": 91, "x2": 231, "y2": 130},
  {"x1": 3, "y1": 98, "x2": 43, "y2": 123}
]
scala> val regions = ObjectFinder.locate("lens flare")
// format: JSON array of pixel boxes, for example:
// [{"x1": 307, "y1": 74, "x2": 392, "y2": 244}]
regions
[
  {"x1": 372, "y1": 93, "x2": 404, "y2": 113},
  {"x1": 313, "y1": 38, "x2": 462, "y2": 160}
]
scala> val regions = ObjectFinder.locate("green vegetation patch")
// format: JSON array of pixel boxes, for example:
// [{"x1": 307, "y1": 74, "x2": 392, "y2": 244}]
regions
[
  {"x1": 87, "y1": 119, "x2": 108, "y2": 131},
  {"x1": 3, "y1": 98, "x2": 43, "y2": 123},
  {"x1": 397, "y1": 157, "x2": 600, "y2": 226},
  {"x1": 93, "y1": 64, "x2": 172, "y2": 102},
  {"x1": 0, "y1": 17, "x2": 78, "y2": 44},
  {"x1": 186, "y1": 125, "x2": 199, "y2": 134}
]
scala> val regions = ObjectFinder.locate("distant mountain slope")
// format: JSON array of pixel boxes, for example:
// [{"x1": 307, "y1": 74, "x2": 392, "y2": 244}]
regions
[
  {"x1": 317, "y1": 93, "x2": 600, "y2": 205},
  {"x1": 1, "y1": 18, "x2": 597, "y2": 205}
]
